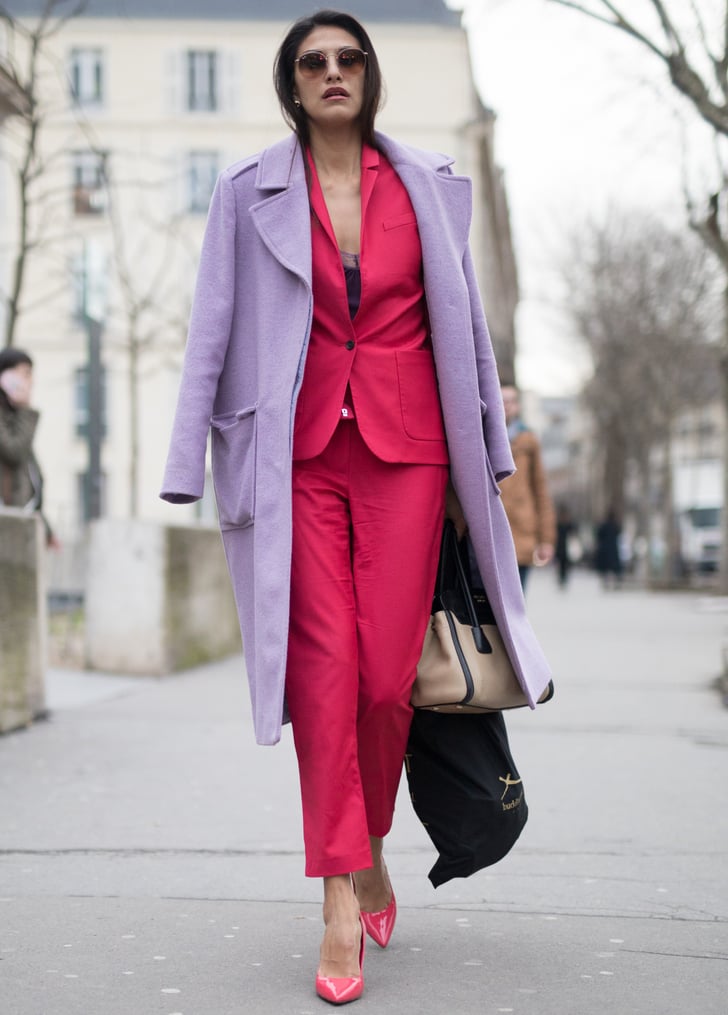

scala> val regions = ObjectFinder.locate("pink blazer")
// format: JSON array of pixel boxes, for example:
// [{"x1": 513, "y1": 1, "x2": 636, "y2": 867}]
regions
[{"x1": 293, "y1": 144, "x2": 448, "y2": 464}]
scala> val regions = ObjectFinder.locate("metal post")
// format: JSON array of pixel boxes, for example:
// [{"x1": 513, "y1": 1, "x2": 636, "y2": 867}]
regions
[
  {"x1": 78, "y1": 239, "x2": 106, "y2": 522},
  {"x1": 86, "y1": 315, "x2": 103, "y2": 520}
]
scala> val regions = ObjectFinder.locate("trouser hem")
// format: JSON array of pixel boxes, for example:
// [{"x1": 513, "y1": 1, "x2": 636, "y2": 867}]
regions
[{"x1": 305, "y1": 847, "x2": 374, "y2": 879}]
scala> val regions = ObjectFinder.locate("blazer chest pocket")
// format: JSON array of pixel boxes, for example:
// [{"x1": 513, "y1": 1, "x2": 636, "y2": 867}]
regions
[
  {"x1": 382, "y1": 213, "x2": 417, "y2": 231},
  {"x1": 210, "y1": 406, "x2": 257, "y2": 530}
]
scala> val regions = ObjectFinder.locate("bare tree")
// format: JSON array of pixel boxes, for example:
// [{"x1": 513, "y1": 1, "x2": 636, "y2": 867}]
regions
[
  {"x1": 0, "y1": 0, "x2": 86, "y2": 346},
  {"x1": 66, "y1": 142, "x2": 197, "y2": 518},
  {"x1": 101, "y1": 157, "x2": 195, "y2": 516},
  {"x1": 548, "y1": 1, "x2": 728, "y2": 588},
  {"x1": 562, "y1": 209, "x2": 719, "y2": 578},
  {"x1": 2, "y1": 4, "x2": 195, "y2": 517}
]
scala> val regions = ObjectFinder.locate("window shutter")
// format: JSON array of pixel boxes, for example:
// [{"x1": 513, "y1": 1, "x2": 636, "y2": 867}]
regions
[
  {"x1": 221, "y1": 50, "x2": 242, "y2": 116},
  {"x1": 164, "y1": 50, "x2": 184, "y2": 115}
]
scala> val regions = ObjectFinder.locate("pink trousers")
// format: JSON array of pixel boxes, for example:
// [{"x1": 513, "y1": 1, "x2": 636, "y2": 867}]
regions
[{"x1": 286, "y1": 418, "x2": 448, "y2": 877}]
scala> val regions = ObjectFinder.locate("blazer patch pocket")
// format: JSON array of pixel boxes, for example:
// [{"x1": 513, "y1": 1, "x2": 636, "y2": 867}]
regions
[
  {"x1": 396, "y1": 351, "x2": 446, "y2": 442},
  {"x1": 210, "y1": 406, "x2": 257, "y2": 530}
]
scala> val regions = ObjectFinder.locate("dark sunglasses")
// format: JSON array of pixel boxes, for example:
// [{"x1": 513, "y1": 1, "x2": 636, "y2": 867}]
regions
[{"x1": 294, "y1": 47, "x2": 368, "y2": 78}]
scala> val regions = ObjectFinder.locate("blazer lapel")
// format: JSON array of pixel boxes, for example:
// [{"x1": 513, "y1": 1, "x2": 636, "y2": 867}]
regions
[{"x1": 306, "y1": 142, "x2": 380, "y2": 254}]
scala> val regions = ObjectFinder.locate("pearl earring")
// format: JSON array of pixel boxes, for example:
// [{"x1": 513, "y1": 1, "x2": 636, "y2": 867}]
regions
[{"x1": 294, "y1": 98, "x2": 301, "y2": 107}]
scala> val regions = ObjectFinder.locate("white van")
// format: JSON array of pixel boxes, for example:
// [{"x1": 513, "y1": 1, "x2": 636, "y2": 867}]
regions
[{"x1": 679, "y1": 506, "x2": 721, "y2": 572}]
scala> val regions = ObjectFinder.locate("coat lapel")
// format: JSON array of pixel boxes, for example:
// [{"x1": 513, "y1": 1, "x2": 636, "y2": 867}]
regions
[
  {"x1": 249, "y1": 135, "x2": 312, "y2": 288},
  {"x1": 248, "y1": 132, "x2": 471, "y2": 289},
  {"x1": 375, "y1": 133, "x2": 474, "y2": 394},
  {"x1": 375, "y1": 132, "x2": 472, "y2": 257}
]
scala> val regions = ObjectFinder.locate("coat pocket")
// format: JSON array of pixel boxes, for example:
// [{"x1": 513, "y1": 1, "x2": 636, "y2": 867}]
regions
[
  {"x1": 480, "y1": 400, "x2": 502, "y2": 498},
  {"x1": 210, "y1": 405, "x2": 257, "y2": 529}
]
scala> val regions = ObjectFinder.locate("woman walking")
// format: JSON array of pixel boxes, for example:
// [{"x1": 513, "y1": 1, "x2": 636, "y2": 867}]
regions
[{"x1": 161, "y1": 9, "x2": 551, "y2": 1005}]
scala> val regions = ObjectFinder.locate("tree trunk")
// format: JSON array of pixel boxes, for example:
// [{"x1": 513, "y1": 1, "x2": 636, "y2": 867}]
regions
[
  {"x1": 128, "y1": 333, "x2": 139, "y2": 518},
  {"x1": 662, "y1": 436, "x2": 681, "y2": 584},
  {"x1": 5, "y1": 117, "x2": 38, "y2": 348},
  {"x1": 720, "y1": 303, "x2": 728, "y2": 593},
  {"x1": 635, "y1": 452, "x2": 652, "y2": 584},
  {"x1": 602, "y1": 421, "x2": 627, "y2": 519}
]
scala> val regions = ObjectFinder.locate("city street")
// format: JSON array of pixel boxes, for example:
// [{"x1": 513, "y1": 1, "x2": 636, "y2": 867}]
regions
[{"x1": 1, "y1": 566, "x2": 727, "y2": 1014}]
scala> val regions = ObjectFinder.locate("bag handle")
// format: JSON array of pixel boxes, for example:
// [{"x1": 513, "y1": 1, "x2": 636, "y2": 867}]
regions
[{"x1": 441, "y1": 521, "x2": 492, "y2": 655}]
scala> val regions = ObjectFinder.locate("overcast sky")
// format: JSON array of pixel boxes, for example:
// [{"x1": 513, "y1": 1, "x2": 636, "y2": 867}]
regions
[{"x1": 457, "y1": 0, "x2": 720, "y2": 396}]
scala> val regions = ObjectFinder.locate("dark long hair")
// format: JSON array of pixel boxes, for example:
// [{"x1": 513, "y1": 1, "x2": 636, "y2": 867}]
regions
[{"x1": 274, "y1": 9, "x2": 383, "y2": 148}]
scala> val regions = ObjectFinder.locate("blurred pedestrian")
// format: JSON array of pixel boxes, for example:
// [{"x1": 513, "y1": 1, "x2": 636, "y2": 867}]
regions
[
  {"x1": 595, "y1": 508, "x2": 623, "y2": 588},
  {"x1": 0, "y1": 347, "x2": 57, "y2": 546},
  {"x1": 499, "y1": 383, "x2": 556, "y2": 589},
  {"x1": 161, "y1": 9, "x2": 552, "y2": 1006},
  {"x1": 554, "y1": 503, "x2": 578, "y2": 588}
]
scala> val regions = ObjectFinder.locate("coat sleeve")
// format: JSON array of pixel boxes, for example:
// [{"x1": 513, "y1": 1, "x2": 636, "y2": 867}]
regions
[
  {"x1": 160, "y1": 171, "x2": 237, "y2": 503},
  {"x1": 528, "y1": 434, "x2": 556, "y2": 546},
  {"x1": 462, "y1": 246, "x2": 514, "y2": 482},
  {"x1": 0, "y1": 406, "x2": 39, "y2": 467}
]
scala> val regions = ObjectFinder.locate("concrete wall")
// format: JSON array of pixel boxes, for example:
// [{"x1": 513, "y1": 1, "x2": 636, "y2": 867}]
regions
[
  {"x1": 85, "y1": 519, "x2": 240, "y2": 674},
  {"x1": 0, "y1": 509, "x2": 47, "y2": 732}
]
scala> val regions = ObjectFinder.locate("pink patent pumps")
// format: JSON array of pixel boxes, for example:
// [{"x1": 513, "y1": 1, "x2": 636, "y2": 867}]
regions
[
  {"x1": 360, "y1": 890, "x2": 396, "y2": 949},
  {"x1": 315, "y1": 916, "x2": 366, "y2": 1006}
]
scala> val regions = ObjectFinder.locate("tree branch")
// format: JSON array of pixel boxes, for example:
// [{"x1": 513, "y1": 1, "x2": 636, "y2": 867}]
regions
[
  {"x1": 687, "y1": 0, "x2": 728, "y2": 104},
  {"x1": 550, "y1": 0, "x2": 728, "y2": 136},
  {"x1": 649, "y1": 0, "x2": 683, "y2": 51},
  {"x1": 549, "y1": 1, "x2": 668, "y2": 61},
  {"x1": 43, "y1": 0, "x2": 89, "y2": 39}
]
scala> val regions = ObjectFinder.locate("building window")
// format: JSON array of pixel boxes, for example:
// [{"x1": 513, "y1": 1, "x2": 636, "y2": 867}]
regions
[
  {"x1": 74, "y1": 366, "x2": 107, "y2": 439},
  {"x1": 187, "y1": 50, "x2": 217, "y2": 111},
  {"x1": 70, "y1": 48, "x2": 104, "y2": 106},
  {"x1": 72, "y1": 151, "x2": 107, "y2": 215},
  {"x1": 188, "y1": 151, "x2": 218, "y2": 213}
]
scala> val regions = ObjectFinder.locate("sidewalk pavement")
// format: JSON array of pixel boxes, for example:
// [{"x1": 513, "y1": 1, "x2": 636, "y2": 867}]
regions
[{"x1": 1, "y1": 566, "x2": 727, "y2": 1015}]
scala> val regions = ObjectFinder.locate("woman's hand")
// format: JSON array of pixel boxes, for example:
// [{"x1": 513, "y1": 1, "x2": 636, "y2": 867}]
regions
[
  {"x1": 533, "y1": 542, "x2": 554, "y2": 566},
  {"x1": 445, "y1": 479, "x2": 467, "y2": 540}
]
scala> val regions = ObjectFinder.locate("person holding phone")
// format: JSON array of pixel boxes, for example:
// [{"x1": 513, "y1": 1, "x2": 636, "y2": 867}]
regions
[{"x1": 0, "y1": 347, "x2": 56, "y2": 546}]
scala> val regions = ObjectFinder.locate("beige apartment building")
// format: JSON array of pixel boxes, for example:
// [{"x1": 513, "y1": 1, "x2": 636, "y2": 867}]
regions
[{"x1": 1, "y1": 0, "x2": 518, "y2": 543}]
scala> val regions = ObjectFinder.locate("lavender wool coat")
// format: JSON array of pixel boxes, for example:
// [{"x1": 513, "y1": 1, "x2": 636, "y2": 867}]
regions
[{"x1": 161, "y1": 131, "x2": 553, "y2": 746}]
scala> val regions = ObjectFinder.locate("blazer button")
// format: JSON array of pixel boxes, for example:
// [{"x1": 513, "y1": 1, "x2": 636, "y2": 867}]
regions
[{"x1": 345, "y1": 340, "x2": 355, "y2": 350}]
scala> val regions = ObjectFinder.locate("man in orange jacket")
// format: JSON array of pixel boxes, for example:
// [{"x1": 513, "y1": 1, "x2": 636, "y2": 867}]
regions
[{"x1": 499, "y1": 384, "x2": 556, "y2": 589}]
